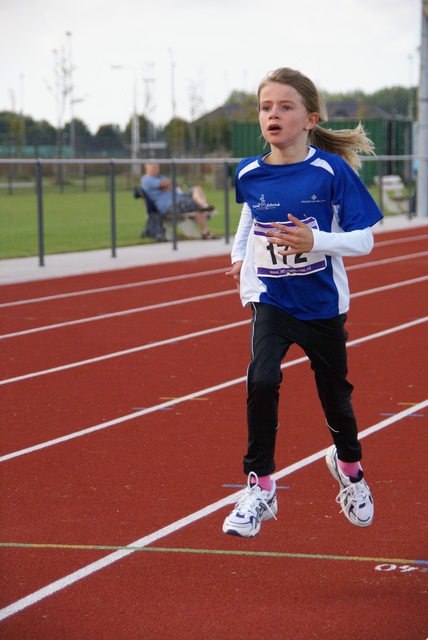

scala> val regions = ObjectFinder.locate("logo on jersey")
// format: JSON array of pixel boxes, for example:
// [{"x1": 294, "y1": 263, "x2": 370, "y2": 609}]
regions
[
  {"x1": 253, "y1": 194, "x2": 280, "y2": 211},
  {"x1": 301, "y1": 194, "x2": 326, "y2": 204}
]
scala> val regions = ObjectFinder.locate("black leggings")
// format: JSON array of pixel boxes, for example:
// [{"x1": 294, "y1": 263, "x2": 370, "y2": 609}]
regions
[{"x1": 244, "y1": 302, "x2": 362, "y2": 476}]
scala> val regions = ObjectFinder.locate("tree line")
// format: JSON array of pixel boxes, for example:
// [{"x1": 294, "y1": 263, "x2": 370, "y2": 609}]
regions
[{"x1": 0, "y1": 85, "x2": 417, "y2": 158}]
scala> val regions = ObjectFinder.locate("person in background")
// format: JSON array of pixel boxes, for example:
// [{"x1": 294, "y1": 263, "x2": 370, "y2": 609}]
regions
[
  {"x1": 141, "y1": 163, "x2": 219, "y2": 239},
  {"x1": 222, "y1": 67, "x2": 383, "y2": 538}
]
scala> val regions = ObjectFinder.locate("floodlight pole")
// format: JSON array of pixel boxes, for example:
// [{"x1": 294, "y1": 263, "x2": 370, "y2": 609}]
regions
[
  {"x1": 111, "y1": 65, "x2": 140, "y2": 178},
  {"x1": 143, "y1": 61, "x2": 156, "y2": 155},
  {"x1": 20, "y1": 73, "x2": 25, "y2": 146},
  {"x1": 417, "y1": 0, "x2": 428, "y2": 217},
  {"x1": 168, "y1": 49, "x2": 176, "y2": 121},
  {"x1": 66, "y1": 31, "x2": 75, "y2": 158}
]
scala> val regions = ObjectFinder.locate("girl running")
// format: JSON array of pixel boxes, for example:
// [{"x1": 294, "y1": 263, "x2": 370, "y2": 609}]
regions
[{"x1": 223, "y1": 67, "x2": 383, "y2": 538}]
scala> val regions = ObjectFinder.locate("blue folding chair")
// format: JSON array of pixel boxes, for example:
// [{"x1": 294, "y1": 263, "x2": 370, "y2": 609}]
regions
[{"x1": 133, "y1": 187, "x2": 167, "y2": 242}]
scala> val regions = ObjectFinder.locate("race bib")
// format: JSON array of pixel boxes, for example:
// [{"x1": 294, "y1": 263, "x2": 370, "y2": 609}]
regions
[{"x1": 253, "y1": 218, "x2": 327, "y2": 277}]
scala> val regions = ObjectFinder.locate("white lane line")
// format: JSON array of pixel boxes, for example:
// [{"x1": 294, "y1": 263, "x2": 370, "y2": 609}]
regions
[
  {"x1": 0, "y1": 268, "x2": 227, "y2": 309},
  {"x1": 1, "y1": 315, "x2": 426, "y2": 463},
  {"x1": 2, "y1": 235, "x2": 427, "y2": 309},
  {"x1": 345, "y1": 250, "x2": 428, "y2": 271},
  {"x1": 0, "y1": 289, "x2": 237, "y2": 340},
  {"x1": 2, "y1": 251, "x2": 428, "y2": 340},
  {"x1": 1, "y1": 276, "x2": 426, "y2": 386},
  {"x1": 0, "y1": 320, "x2": 249, "y2": 387},
  {"x1": 0, "y1": 234, "x2": 428, "y2": 309},
  {"x1": 0, "y1": 398, "x2": 426, "y2": 623},
  {"x1": 373, "y1": 233, "x2": 428, "y2": 248},
  {"x1": 346, "y1": 316, "x2": 427, "y2": 346},
  {"x1": 0, "y1": 374, "x2": 249, "y2": 463},
  {"x1": 350, "y1": 275, "x2": 428, "y2": 298}
]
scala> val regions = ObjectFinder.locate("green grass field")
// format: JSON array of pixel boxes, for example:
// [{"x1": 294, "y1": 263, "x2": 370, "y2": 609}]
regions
[
  {"x1": 0, "y1": 173, "x2": 383, "y2": 260},
  {"x1": 0, "y1": 178, "x2": 243, "y2": 259}
]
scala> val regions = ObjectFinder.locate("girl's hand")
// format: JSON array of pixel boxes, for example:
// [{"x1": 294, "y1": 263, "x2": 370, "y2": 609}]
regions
[
  {"x1": 226, "y1": 260, "x2": 243, "y2": 292},
  {"x1": 266, "y1": 214, "x2": 314, "y2": 255}
]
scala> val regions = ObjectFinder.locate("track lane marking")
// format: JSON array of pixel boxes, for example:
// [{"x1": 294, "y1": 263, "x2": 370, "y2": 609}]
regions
[
  {"x1": 0, "y1": 289, "x2": 237, "y2": 339},
  {"x1": 350, "y1": 274, "x2": 428, "y2": 298},
  {"x1": 1, "y1": 542, "x2": 426, "y2": 567},
  {"x1": 0, "y1": 319, "x2": 250, "y2": 386},
  {"x1": 2, "y1": 236, "x2": 427, "y2": 308},
  {"x1": 1, "y1": 278, "x2": 427, "y2": 386},
  {"x1": 373, "y1": 233, "x2": 428, "y2": 247},
  {"x1": 2, "y1": 252, "x2": 428, "y2": 340},
  {"x1": 1, "y1": 316, "x2": 426, "y2": 462},
  {"x1": 0, "y1": 268, "x2": 227, "y2": 309},
  {"x1": 0, "y1": 398, "x2": 426, "y2": 622},
  {"x1": 345, "y1": 249, "x2": 428, "y2": 271}
]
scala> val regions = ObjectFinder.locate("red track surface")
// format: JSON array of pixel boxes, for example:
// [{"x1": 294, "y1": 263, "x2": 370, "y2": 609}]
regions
[{"x1": 1, "y1": 229, "x2": 427, "y2": 639}]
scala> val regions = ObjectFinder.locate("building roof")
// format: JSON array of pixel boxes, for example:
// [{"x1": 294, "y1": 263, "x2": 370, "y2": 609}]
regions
[
  {"x1": 326, "y1": 101, "x2": 392, "y2": 120},
  {"x1": 194, "y1": 100, "x2": 393, "y2": 126},
  {"x1": 193, "y1": 103, "x2": 257, "y2": 125}
]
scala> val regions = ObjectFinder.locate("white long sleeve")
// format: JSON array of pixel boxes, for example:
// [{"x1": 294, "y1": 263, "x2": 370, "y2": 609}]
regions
[
  {"x1": 231, "y1": 203, "x2": 253, "y2": 263},
  {"x1": 311, "y1": 227, "x2": 374, "y2": 257}
]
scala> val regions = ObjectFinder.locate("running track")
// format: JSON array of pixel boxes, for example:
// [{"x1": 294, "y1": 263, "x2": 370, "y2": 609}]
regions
[{"x1": 1, "y1": 227, "x2": 427, "y2": 639}]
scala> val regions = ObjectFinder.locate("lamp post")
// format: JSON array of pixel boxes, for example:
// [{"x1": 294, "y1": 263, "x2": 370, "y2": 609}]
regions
[
  {"x1": 20, "y1": 73, "x2": 25, "y2": 146},
  {"x1": 143, "y1": 61, "x2": 156, "y2": 154},
  {"x1": 66, "y1": 31, "x2": 75, "y2": 158},
  {"x1": 111, "y1": 64, "x2": 140, "y2": 177},
  {"x1": 168, "y1": 49, "x2": 176, "y2": 121}
]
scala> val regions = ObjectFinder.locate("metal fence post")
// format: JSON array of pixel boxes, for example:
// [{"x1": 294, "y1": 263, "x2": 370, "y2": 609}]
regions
[
  {"x1": 171, "y1": 161, "x2": 178, "y2": 250},
  {"x1": 224, "y1": 161, "x2": 230, "y2": 244},
  {"x1": 35, "y1": 159, "x2": 45, "y2": 267},
  {"x1": 378, "y1": 160, "x2": 384, "y2": 215},
  {"x1": 82, "y1": 162, "x2": 87, "y2": 193},
  {"x1": 8, "y1": 162, "x2": 13, "y2": 196},
  {"x1": 110, "y1": 160, "x2": 117, "y2": 258}
]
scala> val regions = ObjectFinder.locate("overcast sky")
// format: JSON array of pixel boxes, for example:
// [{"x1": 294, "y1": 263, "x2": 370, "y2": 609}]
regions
[{"x1": 0, "y1": 0, "x2": 422, "y2": 134}]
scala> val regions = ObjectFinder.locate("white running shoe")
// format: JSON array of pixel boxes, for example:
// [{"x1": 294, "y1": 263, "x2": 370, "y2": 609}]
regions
[
  {"x1": 222, "y1": 472, "x2": 278, "y2": 538},
  {"x1": 326, "y1": 445, "x2": 374, "y2": 527}
]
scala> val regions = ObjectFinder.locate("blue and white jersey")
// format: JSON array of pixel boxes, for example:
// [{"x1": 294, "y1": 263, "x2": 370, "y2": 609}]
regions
[{"x1": 233, "y1": 147, "x2": 383, "y2": 320}]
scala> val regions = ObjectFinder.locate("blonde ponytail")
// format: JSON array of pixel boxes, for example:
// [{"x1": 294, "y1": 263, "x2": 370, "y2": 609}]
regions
[{"x1": 309, "y1": 122, "x2": 375, "y2": 172}]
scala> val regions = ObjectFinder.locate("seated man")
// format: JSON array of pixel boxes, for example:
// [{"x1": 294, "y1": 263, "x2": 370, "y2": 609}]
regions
[{"x1": 140, "y1": 163, "x2": 218, "y2": 239}]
